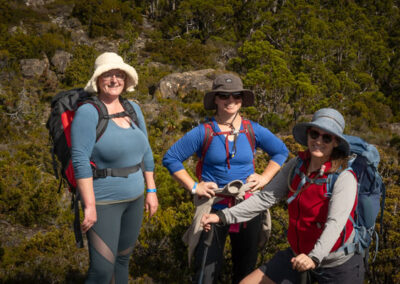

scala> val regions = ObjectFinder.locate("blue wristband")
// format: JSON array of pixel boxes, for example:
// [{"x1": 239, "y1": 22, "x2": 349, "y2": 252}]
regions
[
  {"x1": 191, "y1": 182, "x2": 198, "y2": 194},
  {"x1": 146, "y1": 188, "x2": 157, "y2": 193}
]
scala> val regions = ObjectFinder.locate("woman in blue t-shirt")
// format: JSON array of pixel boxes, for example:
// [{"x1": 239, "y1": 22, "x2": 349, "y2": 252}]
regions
[
  {"x1": 71, "y1": 52, "x2": 158, "y2": 284},
  {"x1": 163, "y1": 73, "x2": 288, "y2": 284}
]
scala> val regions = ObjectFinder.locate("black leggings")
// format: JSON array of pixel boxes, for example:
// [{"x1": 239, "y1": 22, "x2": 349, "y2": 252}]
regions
[
  {"x1": 193, "y1": 213, "x2": 262, "y2": 284},
  {"x1": 85, "y1": 195, "x2": 144, "y2": 284}
]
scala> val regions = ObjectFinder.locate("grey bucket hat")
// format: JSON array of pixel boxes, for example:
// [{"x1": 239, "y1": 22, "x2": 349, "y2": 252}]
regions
[
  {"x1": 204, "y1": 73, "x2": 254, "y2": 110},
  {"x1": 292, "y1": 108, "x2": 350, "y2": 156}
]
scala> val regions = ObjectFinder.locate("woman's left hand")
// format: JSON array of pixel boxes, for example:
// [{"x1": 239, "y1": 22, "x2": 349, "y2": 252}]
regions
[
  {"x1": 145, "y1": 192, "x2": 158, "y2": 217},
  {"x1": 246, "y1": 173, "x2": 269, "y2": 192},
  {"x1": 291, "y1": 254, "x2": 316, "y2": 272}
]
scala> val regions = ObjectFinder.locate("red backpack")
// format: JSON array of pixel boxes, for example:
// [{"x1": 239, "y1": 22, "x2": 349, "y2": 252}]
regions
[{"x1": 195, "y1": 119, "x2": 256, "y2": 180}]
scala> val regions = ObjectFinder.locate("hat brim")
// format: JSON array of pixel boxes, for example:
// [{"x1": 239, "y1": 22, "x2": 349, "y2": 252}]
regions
[
  {"x1": 203, "y1": 89, "x2": 254, "y2": 110},
  {"x1": 84, "y1": 63, "x2": 138, "y2": 93},
  {"x1": 292, "y1": 122, "x2": 350, "y2": 156}
]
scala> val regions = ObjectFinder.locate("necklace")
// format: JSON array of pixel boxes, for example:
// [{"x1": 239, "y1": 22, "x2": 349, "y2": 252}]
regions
[
  {"x1": 215, "y1": 112, "x2": 239, "y2": 131},
  {"x1": 214, "y1": 112, "x2": 241, "y2": 158}
]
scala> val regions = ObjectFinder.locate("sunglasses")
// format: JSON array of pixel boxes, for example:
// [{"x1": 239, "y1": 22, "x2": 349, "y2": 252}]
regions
[
  {"x1": 100, "y1": 71, "x2": 126, "y2": 81},
  {"x1": 216, "y1": 92, "x2": 243, "y2": 100},
  {"x1": 308, "y1": 129, "x2": 334, "y2": 144}
]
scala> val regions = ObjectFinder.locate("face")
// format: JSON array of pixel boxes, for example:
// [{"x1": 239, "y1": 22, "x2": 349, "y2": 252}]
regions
[
  {"x1": 97, "y1": 69, "x2": 126, "y2": 97},
  {"x1": 307, "y1": 127, "x2": 339, "y2": 159},
  {"x1": 214, "y1": 92, "x2": 243, "y2": 114}
]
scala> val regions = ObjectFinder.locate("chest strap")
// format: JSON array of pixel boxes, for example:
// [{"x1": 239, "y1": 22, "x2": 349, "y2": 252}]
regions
[{"x1": 287, "y1": 160, "x2": 332, "y2": 204}]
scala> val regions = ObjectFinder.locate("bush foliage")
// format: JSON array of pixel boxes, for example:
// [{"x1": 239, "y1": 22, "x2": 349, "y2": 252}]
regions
[{"x1": 0, "y1": 0, "x2": 400, "y2": 283}]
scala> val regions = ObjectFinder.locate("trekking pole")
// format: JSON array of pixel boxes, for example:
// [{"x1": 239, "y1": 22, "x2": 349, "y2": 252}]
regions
[
  {"x1": 199, "y1": 224, "x2": 214, "y2": 284},
  {"x1": 299, "y1": 270, "x2": 311, "y2": 284}
]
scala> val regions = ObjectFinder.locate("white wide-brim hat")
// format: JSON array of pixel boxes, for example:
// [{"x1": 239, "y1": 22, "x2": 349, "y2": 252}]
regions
[
  {"x1": 84, "y1": 52, "x2": 138, "y2": 93},
  {"x1": 292, "y1": 108, "x2": 350, "y2": 156}
]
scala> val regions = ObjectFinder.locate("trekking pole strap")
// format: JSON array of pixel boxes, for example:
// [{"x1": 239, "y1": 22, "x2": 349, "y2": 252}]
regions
[
  {"x1": 73, "y1": 193, "x2": 84, "y2": 248},
  {"x1": 92, "y1": 163, "x2": 142, "y2": 179}
]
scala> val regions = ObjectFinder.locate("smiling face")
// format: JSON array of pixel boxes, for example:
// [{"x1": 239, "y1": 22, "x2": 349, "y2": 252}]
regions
[
  {"x1": 214, "y1": 92, "x2": 243, "y2": 115},
  {"x1": 307, "y1": 127, "x2": 339, "y2": 160},
  {"x1": 97, "y1": 69, "x2": 126, "y2": 98}
]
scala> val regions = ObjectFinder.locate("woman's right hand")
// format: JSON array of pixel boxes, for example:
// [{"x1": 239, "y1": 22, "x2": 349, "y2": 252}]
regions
[
  {"x1": 201, "y1": 213, "x2": 220, "y2": 231},
  {"x1": 195, "y1": 181, "x2": 218, "y2": 198},
  {"x1": 81, "y1": 205, "x2": 97, "y2": 233}
]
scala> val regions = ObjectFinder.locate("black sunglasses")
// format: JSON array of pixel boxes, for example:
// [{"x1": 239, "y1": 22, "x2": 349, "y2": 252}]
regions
[
  {"x1": 308, "y1": 129, "x2": 334, "y2": 144},
  {"x1": 216, "y1": 92, "x2": 243, "y2": 100}
]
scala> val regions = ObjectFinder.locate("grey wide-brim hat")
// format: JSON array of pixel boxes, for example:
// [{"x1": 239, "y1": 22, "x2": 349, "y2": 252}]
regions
[
  {"x1": 84, "y1": 52, "x2": 138, "y2": 93},
  {"x1": 292, "y1": 108, "x2": 350, "y2": 156},
  {"x1": 204, "y1": 73, "x2": 254, "y2": 110}
]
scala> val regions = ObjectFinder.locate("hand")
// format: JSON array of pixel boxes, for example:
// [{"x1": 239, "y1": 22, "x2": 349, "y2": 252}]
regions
[
  {"x1": 81, "y1": 205, "x2": 97, "y2": 233},
  {"x1": 145, "y1": 192, "x2": 158, "y2": 217},
  {"x1": 291, "y1": 254, "x2": 316, "y2": 272},
  {"x1": 195, "y1": 181, "x2": 218, "y2": 198},
  {"x1": 201, "y1": 213, "x2": 220, "y2": 231},
  {"x1": 246, "y1": 173, "x2": 269, "y2": 192}
]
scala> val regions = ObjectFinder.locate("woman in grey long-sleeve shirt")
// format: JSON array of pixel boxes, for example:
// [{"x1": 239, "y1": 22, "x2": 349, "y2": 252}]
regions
[{"x1": 201, "y1": 108, "x2": 365, "y2": 284}]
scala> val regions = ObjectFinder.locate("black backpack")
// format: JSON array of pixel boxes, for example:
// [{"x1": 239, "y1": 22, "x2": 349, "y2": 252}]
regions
[{"x1": 46, "y1": 88, "x2": 140, "y2": 247}]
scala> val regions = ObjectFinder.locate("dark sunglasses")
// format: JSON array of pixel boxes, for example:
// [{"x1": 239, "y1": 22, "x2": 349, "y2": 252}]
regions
[
  {"x1": 308, "y1": 129, "x2": 334, "y2": 144},
  {"x1": 216, "y1": 92, "x2": 243, "y2": 100}
]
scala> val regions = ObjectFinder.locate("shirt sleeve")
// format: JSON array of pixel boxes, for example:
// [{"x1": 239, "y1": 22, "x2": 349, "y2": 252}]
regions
[
  {"x1": 130, "y1": 101, "x2": 155, "y2": 172},
  {"x1": 162, "y1": 125, "x2": 204, "y2": 174},
  {"x1": 71, "y1": 103, "x2": 98, "y2": 179},
  {"x1": 252, "y1": 121, "x2": 289, "y2": 166},
  {"x1": 308, "y1": 170, "x2": 358, "y2": 262},
  {"x1": 221, "y1": 158, "x2": 297, "y2": 224}
]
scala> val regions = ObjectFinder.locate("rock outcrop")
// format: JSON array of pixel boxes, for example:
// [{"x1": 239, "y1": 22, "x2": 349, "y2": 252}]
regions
[
  {"x1": 20, "y1": 58, "x2": 49, "y2": 78},
  {"x1": 51, "y1": 50, "x2": 72, "y2": 74},
  {"x1": 158, "y1": 69, "x2": 215, "y2": 99}
]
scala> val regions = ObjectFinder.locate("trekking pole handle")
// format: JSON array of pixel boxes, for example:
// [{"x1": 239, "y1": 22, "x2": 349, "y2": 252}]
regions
[{"x1": 204, "y1": 224, "x2": 214, "y2": 247}]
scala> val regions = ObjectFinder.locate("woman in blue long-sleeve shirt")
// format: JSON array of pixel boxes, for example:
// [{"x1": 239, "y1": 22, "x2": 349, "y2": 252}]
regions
[{"x1": 163, "y1": 73, "x2": 288, "y2": 284}]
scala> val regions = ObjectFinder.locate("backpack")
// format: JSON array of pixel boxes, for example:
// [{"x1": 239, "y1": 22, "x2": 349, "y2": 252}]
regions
[
  {"x1": 195, "y1": 119, "x2": 256, "y2": 180},
  {"x1": 289, "y1": 135, "x2": 386, "y2": 263},
  {"x1": 46, "y1": 88, "x2": 140, "y2": 247},
  {"x1": 329, "y1": 135, "x2": 386, "y2": 263}
]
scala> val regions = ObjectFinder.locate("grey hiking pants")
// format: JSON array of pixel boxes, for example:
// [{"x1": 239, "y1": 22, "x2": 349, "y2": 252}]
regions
[{"x1": 85, "y1": 195, "x2": 144, "y2": 284}]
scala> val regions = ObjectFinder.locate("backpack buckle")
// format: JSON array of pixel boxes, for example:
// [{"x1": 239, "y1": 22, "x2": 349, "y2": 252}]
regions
[{"x1": 93, "y1": 168, "x2": 112, "y2": 179}]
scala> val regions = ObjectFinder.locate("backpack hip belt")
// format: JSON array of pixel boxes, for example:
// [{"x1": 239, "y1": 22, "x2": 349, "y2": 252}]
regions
[{"x1": 92, "y1": 163, "x2": 143, "y2": 179}]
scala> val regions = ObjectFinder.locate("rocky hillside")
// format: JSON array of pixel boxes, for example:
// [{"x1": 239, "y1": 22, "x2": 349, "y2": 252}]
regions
[{"x1": 1, "y1": 0, "x2": 400, "y2": 283}]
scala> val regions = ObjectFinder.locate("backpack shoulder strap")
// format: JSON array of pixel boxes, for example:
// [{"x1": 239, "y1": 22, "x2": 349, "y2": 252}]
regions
[
  {"x1": 195, "y1": 122, "x2": 215, "y2": 180},
  {"x1": 287, "y1": 157, "x2": 304, "y2": 204},
  {"x1": 242, "y1": 119, "x2": 256, "y2": 152},
  {"x1": 119, "y1": 97, "x2": 139, "y2": 127},
  {"x1": 80, "y1": 96, "x2": 109, "y2": 142}
]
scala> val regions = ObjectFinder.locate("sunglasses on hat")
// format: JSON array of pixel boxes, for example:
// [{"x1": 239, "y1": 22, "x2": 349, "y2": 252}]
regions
[
  {"x1": 216, "y1": 92, "x2": 243, "y2": 100},
  {"x1": 308, "y1": 129, "x2": 334, "y2": 144}
]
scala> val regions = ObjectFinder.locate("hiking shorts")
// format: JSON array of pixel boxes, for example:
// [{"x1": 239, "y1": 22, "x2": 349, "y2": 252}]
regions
[{"x1": 259, "y1": 247, "x2": 365, "y2": 284}]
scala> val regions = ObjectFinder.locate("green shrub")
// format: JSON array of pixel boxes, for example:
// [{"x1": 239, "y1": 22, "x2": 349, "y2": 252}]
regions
[
  {"x1": 145, "y1": 37, "x2": 218, "y2": 69},
  {"x1": 63, "y1": 45, "x2": 97, "y2": 87},
  {"x1": 72, "y1": 0, "x2": 142, "y2": 38},
  {"x1": 0, "y1": 226, "x2": 87, "y2": 283}
]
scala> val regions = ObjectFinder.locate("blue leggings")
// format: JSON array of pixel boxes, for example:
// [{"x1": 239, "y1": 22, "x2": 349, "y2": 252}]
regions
[{"x1": 85, "y1": 195, "x2": 144, "y2": 284}]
